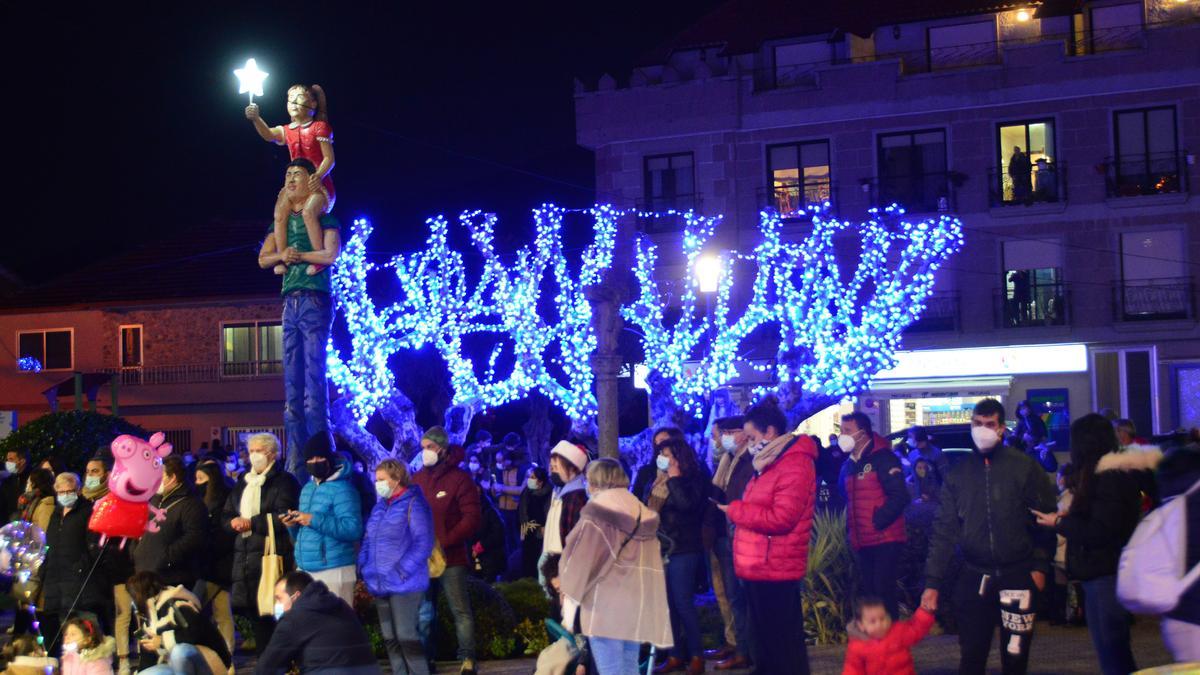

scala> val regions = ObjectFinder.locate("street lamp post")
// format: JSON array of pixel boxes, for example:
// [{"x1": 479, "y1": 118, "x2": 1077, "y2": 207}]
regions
[{"x1": 696, "y1": 252, "x2": 723, "y2": 344}]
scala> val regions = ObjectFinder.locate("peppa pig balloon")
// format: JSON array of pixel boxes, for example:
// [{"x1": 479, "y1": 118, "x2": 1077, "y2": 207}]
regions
[{"x1": 88, "y1": 432, "x2": 173, "y2": 548}]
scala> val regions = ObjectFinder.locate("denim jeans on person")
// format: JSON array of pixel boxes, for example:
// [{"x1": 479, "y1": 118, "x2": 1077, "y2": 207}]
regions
[
  {"x1": 1081, "y1": 575, "x2": 1136, "y2": 675},
  {"x1": 139, "y1": 643, "x2": 212, "y2": 675},
  {"x1": 714, "y1": 534, "x2": 753, "y2": 660},
  {"x1": 418, "y1": 565, "x2": 476, "y2": 661},
  {"x1": 377, "y1": 592, "x2": 429, "y2": 675},
  {"x1": 589, "y1": 636, "x2": 640, "y2": 675},
  {"x1": 282, "y1": 290, "x2": 332, "y2": 478},
  {"x1": 664, "y1": 551, "x2": 704, "y2": 661}
]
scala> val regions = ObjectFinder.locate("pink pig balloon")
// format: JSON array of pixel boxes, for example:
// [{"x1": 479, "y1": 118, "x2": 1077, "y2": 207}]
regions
[{"x1": 88, "y1": 432, "x2": 173, "y2": 548}]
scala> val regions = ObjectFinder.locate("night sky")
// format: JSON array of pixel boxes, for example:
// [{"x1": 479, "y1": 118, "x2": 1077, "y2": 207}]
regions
[{"x1": 6, "y1": 1, "x2": 721, "y2": 285}]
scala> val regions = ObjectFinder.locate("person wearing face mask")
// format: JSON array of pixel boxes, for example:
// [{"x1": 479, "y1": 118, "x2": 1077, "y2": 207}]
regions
[
  {"x1": 39, "y1": 472, "x2": 110, "y2": 656},
  {"x1": 906, "y1": 426, "x2": 948, "y2": 480},
  {"x1": 1, "y1": 449, "x2": 31, "y2": 521},
  {"x1": 837, "y1": 411, "x2": 909, "y2": 620},
  {"x1": 285, "y1": 433, "x2": 363, "y2": 606},
  {"x1": 410, "y1": 426, "x2": 481, "y2": 675},
  {"x1": 83, "y1": 454, "x2": 136, "y2": 675},
  {"x1": 921, "y1": 398, "x2": 1056, "y2": 675},
  {"x1": 517, "y1": 466, "x2": 552, "y2": 578},
  {"x1": 192, "y1": 461, "x2": 236, "y2": 654},
  {"x1": 484, "y1": 449, "x2": 526, "y2": 556},
  {"x1": 132, "y1": 456, "x2": 208, "y2": 596},
  {"x1": 706, "y1": 415, "x2": 756, "y2": 671},
  {"x1": 257, "y1": 570, "x2": 379, "y2": 675},
  {"x1": 634, "y1": 428, "x2": 685, "y2": 504},
  {"x1": 223, "y1": 431, "x2": 300, "y2": 655},
  {"x1": 715, "y1": 400, "x2": 817, "y2": 675},
  {"x1": 359, "y1": 459, "x2": 433, "y2": 675},
  {"x1": 541, "y1": 441, "x2": 590, "y2": 567}
]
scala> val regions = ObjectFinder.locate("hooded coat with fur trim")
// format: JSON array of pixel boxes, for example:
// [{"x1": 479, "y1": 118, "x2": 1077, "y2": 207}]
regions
[
  {"x1": 1057, "y1": 446, "x2": 1162, "y2": 581},
  {"x1": 60, "y1": 636, "x2": 115, "y2": 675}
]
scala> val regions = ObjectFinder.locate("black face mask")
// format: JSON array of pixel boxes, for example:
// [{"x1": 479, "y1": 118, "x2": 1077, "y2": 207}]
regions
[
  {"x1": 307, "y1": 460, "x2": 333, "y2": 481},
  {"x1": 549, "y1": 473, "x2": 565, "y2": 488}
]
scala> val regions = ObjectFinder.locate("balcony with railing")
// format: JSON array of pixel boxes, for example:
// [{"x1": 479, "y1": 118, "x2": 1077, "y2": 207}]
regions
[
  {"x1": 636, "y1": 193, "x2": 703, "y2": 233},
  {"x1": 758, "y1": 179, "x2": 834, "y2": 220},
  {"x1": 995, "y1": 283, "x2": 1070, "y2": 328},
  {"x1": 905, "y1": 292, "x2": 960, "y2": 333},
  {"x1": 1103, "y1": 151, "x2": 1190, "y2": 198},
  {"x1": 988, "y1": 162, "x2": 1067, "y2": 208},
  {"x1": 1114, "y1": 278, "x2": 1195, "y2": 322},
  {"x1": 864, "y1": 172, "x2": 957, "y2": 213},
  {"x1": 102, "y1": 361, "x2": 282, "y2": 385}
]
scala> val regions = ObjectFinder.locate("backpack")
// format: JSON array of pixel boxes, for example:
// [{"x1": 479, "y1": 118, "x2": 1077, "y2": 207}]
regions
[{"x1": 1117, "y1": 477, "x2": 1200, "y2": 614}]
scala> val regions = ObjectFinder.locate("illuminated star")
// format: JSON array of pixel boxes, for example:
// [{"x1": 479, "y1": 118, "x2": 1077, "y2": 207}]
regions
[{"x1": 234, "y1": 58, "x2": 268, "y2": 101}]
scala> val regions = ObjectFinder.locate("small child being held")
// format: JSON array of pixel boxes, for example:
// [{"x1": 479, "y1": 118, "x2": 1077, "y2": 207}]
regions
[
  {"x1": 59, "y1": 617, "x2": 116, "y2": 675},
  {"x1": 843, "y1": 595, "x2": 935, "y2": 675}
]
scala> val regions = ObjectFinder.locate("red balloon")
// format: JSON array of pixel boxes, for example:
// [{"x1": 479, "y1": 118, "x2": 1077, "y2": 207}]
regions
[{"x1": 87, "y1": 493, "x2": 150, "y2": 542}]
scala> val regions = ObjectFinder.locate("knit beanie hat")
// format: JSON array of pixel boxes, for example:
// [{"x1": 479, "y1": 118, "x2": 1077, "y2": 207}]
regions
[
  {"x1": 303, "y1": 432, "x2": 334, "y2": 461},
  {"x1": 423, "y1": 426, "x2": 450, "y2": 449}
]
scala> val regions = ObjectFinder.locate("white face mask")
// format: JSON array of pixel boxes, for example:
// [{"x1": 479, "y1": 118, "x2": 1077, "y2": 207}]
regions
[
  {"x1": 421, "y1": 449, "x2": 440, "y2": 467},
  {"x1": 838, "y1": 433, "x2": 858, "y2": 453},
  {"x1": 84, "y1": 476, "x2": 103, "y2": 490},
  {"x1": 527, "y1": 478, "x2": 539, "y2": 490},
  {"x1": 4, "y1": 462, "x2": 17, "y2": 474},
  {"x1": 374, "y1": 480, "x2": 392, "y2": 499},
  {"x1": 62, "y1": 642, "x2": 78, "y2": 653},
  {"x1": 249, "y1": 452, "x2": 269, "y2": 472},
  {"x1": 747, "y1": 440, "x2": 767, "y2": 456},
  {"x1": 157, "y1": 479, "x2": 172, "y2": 496},
  {"x1": 972, "y1": 426, "x2": 1001, "y2": 452},
  {"x1": 273, "y1": 601, "x2": 285, "y2": 620},
  {"x1": 721, "y1": 435, "x2": 738, "y2": 452},
  {"x1": 656, "y1": 455, "x2": 671, "y2": 472}
]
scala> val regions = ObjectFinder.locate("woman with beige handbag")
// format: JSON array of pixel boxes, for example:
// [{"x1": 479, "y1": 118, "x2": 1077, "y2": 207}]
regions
[{"x1": 221, "y1": 433, "x2": 299, "y2": 654}]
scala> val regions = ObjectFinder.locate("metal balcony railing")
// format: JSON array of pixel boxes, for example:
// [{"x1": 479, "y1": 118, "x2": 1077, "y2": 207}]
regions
[
  {"x1": 1103, "y1": 151, "x2": 1190, "y2": 198},
  {"x1": 905, "y1": 292, "x2": 960, "y2": 333},
  {"x1": 1114, "y1": 278, "x2": 1195, "y2": 322},
  {"x1": 100, "y1": 361, "x2": 282, "y2": 385},
  {"x1": 863, "y1": 172, "x2": 957, "y2": 213},
  {"x1": 636, "y1": 193, "x2": 702, "y2": 233},
  {"x1": 757, "y1": 179, "x2": 834, "y2": 219},
  {"x1": 988, "y1": 162, "x2": 1067, "y2": 207},
  {"x1": 995, "y1": 283, "x2": 1070, "y2": 328}
]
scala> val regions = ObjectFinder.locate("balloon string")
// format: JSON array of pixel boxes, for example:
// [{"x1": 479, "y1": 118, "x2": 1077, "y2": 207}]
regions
[{"x1": 45, "y1": 538, "x2": 109, "y2": 652}]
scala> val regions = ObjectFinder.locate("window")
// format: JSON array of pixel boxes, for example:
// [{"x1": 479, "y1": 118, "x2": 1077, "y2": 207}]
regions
[
  {"x1": 1090, "y1": 3, "x2": 1142, "y2": 52},
  {"x1": 119, "y1": 325, "x2": 143, "y2": 369},
  {"x1": 643, "y1": 153, "x2": 696, "y2": 212},
  {"x1": 221, "y1": 321, "x2": 282, "y2": 377},
  {"x1": 995, "y1": 120, "x2": 1060, "y2": 205},
  {"x1": 767, "y1": 141, "x2": 831, "y2": 215},
  {"x1": 1092, "y1": 346, "x2": 1158, "y2": 436},
  {"x1": 1112, "y1": 107, "x2": 1181, "y2": 196},
  {"x1": 927, "y1": 21, "x2": 997, "y2": 71},
  {"x1": 773, "y1": 41, "x2": 828, "y2": 87},
  {"x1": 1001, "y1": 240, "x2": 1066, "y2": 327},
  {"x1": 877, "y1": 130, "x2": 949, "y2": 212},
  {"x1": 17, "y1": 329, "x2": 73, "y2": 371},
  {"x1": 1118, "y1": 230, "x2": 1192, "y2": 320}
]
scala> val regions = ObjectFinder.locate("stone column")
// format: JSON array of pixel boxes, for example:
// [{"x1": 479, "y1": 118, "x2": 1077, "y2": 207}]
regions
[{"x1": 588, "y1": 288, "x2": 624, "y2": 459}]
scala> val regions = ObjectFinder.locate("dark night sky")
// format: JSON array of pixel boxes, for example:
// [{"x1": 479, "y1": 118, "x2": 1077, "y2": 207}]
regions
[{"x1": 6, "y1": 1, "x2": 722, "y2": 285}]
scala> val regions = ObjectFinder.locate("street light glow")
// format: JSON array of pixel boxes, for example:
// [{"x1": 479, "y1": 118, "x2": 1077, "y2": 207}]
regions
[{"x1": 695, "y1": 252, "x2": 722, "y2": 293}]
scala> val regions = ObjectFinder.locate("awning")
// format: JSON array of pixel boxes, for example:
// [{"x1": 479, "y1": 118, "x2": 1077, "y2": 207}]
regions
[{"x1": 869, "y1": 376, "x2": 1013, "y2": 397}]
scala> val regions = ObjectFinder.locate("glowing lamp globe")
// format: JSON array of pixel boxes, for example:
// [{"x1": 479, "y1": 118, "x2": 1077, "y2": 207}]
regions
[{"x1": 695, "y1": 253, "x2": 723, "y2": 293}]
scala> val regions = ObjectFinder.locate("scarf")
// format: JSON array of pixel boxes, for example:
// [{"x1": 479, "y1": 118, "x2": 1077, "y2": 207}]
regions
[
  {"x1": 238, "y1": 463, "x2": 272, "y2": 536},
  {"x1": 713, "y1": 444, "x2": 749, "y2": 491},
  {"x1": 646, "y1": 471, "x2": 670, "y2": 513},
  {"x1": 752, "y1": 433, "x2": 795, "y2": 473},
  {"x1": 81, "y1": 484, "x2": 109, "y2": 502}
]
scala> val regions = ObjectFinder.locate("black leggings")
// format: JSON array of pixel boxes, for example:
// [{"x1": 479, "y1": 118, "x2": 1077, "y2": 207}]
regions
[{"x1": 745, "y1": 579, "x2": 810, "y2": 675}]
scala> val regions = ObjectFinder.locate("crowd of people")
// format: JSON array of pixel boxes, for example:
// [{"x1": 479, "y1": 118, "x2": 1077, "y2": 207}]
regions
[{"x1": 0, "y1": 395, "x2": 1197, "y2": 675}]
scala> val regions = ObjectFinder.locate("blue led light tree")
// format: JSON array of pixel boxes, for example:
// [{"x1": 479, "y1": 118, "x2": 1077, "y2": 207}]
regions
[{"x1": 625, "y1": 204, "x2": 963, "y2": 426}]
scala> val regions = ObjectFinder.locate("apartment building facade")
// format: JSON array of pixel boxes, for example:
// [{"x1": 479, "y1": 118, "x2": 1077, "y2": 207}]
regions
[
  {"x1": 576, "y1": 0, "x2": 1200, "y2": 441},
  {"x1": 0, "y1": 222, "x2": 288, "y2": 452}
]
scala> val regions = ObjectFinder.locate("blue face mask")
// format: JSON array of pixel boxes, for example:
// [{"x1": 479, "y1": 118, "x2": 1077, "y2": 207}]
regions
[
  {"x1": 273, "y1": 602, "x2": 285, "y2": 620},
  {"x1": 57, "y1": 493, "x2": 78, "y2": 508},
  {"x1": 656, "y1": 455, "x2": 671, "y2": 472},
  {"x1": 84, "y1": 476, "x2": 103, "y2": 490}
]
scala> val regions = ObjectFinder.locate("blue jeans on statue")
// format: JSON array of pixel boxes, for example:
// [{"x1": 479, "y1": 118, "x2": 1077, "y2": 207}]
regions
[
  {"x1": 282, "y1": 290, "x2": 332, "y2": 478},
  {"x1": 139, "y1": 643, "x2": 212, "y2": 675},
  {"x1": 1082, "y1": 574, "x2": 1137, "y2": 675},
  {"x1": 665, "y1": 551, "x2": 703, "y2": 661},
  {"x1": 590, "y1": 636, "x2": 641, "y2": 675},
  {"x1": 419, "y1": 565, "x2": 476, "y2": 662}
]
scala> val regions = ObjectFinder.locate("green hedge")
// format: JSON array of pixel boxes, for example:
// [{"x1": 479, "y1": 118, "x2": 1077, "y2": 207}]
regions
[{"x1": 0, "y1": 411, "x2": 147, "y2": 474}]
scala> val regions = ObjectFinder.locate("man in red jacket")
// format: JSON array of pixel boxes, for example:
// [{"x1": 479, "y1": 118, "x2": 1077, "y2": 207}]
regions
[
  {"x1": 413, "y1": 426, "x2": 482, "y2": 675},
  {"x1": 839, "y1": 411, "x2": 909, "y2": 618},
  {"x1": 718, "y1": 401, "x2": 816, "y2": 675}
]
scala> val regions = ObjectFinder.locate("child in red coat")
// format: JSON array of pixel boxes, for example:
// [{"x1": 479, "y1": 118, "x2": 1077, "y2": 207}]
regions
[{"x1": 843, "y1": 596, "x2": 935, "y2": 675}]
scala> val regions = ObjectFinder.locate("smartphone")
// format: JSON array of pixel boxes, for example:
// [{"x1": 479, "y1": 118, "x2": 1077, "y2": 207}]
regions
[{"x1": 708, "y1": 496, "x2": 722, "y2": 505}]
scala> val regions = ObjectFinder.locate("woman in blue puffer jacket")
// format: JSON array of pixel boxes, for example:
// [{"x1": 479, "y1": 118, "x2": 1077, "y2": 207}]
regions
[{"x1": 359, "y1": 458, "x2": 435, "y2": 675}]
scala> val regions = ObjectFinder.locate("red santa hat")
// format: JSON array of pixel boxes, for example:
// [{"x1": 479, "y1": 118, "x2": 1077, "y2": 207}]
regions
[{"x1": 550, "y1": 440, "x2": 589, "y2": 472}]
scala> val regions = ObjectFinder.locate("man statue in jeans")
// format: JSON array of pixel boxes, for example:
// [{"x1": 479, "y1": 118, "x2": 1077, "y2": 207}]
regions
[{"x1": 258, "y1": 158, "x2": 341, "y2": 479}]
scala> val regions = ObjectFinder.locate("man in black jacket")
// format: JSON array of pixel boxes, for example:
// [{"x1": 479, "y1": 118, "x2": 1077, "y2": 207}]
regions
[
  {"x1": 132, "y1": 457, "x2": 208, "y2": 589},
  {"x1": 257, "y1": 570, "x2": 379, "y2": 675},
  {"x1": 1, "y1": 449, "x2": 31, "y2": 520},
  {"x1": 921, "y1": 398, "x2": 1056, "y2": 675}
]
